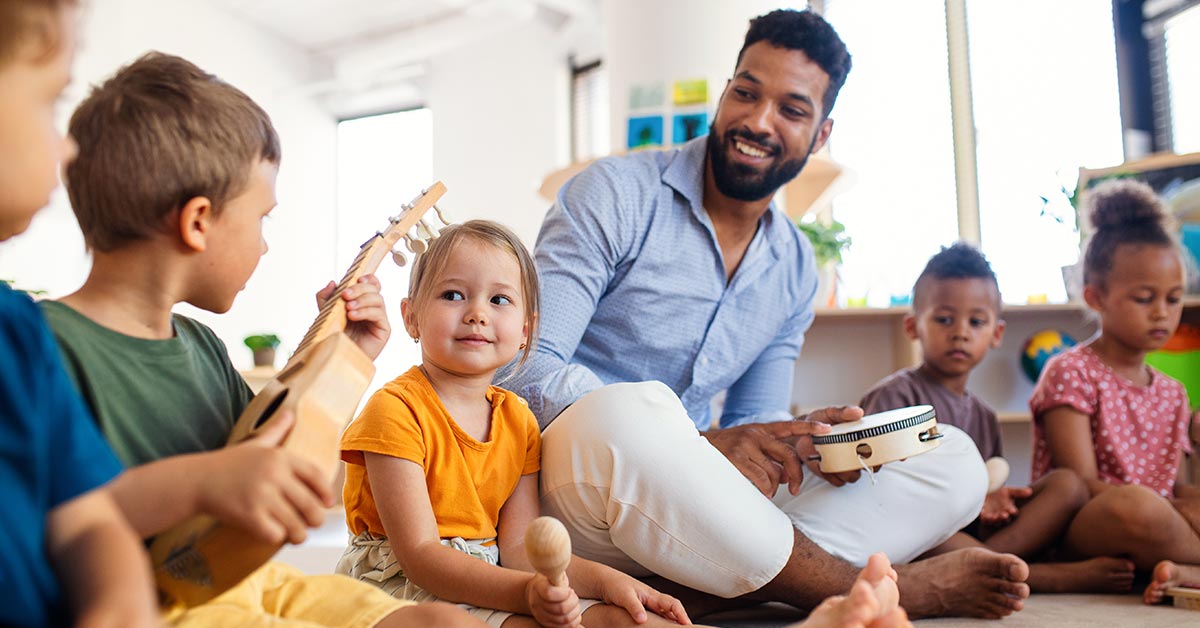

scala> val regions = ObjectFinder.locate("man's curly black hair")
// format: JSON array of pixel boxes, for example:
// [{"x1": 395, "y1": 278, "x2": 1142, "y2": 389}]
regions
[{"x1": 737, "y1": 9, "x2": 852, "y2": 118}]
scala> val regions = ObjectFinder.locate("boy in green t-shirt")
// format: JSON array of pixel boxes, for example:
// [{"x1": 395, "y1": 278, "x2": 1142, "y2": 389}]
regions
[{"x1": 44, "y1": 51, "x2": 483, "y2": 628}]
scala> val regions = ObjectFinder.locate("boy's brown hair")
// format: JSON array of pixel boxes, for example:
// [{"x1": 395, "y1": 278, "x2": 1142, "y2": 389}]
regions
[
  {"x1": 64, "y1": 51, "x2": 281, "y2": 252},
  {"x1": 0, "y1": 0, "x2": 75, "y2": 64}
]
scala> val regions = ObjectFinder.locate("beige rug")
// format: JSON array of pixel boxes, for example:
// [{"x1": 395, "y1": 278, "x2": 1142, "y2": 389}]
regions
[
  {"x1": 705, "y1": 594, "x2": 1198, "y2": 627},
  {"x1": 915, "y1": 593, "x2": 1197, "y2": 627}
]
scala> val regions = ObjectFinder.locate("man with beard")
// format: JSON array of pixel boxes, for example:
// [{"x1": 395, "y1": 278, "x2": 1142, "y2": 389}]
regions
[{"x1": 505, "y1": 8, "x2": 1031, "y2": 622}]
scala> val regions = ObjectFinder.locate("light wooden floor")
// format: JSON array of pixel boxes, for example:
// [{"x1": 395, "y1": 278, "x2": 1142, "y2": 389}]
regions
[{"x1": 276, "y1": 513, "x2": 1200, "y2": 628}]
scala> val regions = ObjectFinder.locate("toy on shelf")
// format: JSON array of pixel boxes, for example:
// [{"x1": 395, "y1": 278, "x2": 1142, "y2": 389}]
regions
[
  {"x1": 1147, "y1": 324, "x2": 1200, "y2": 411},
  {"x1": 1021, "y1": 329, "x2": 1077, "y2": 384}
]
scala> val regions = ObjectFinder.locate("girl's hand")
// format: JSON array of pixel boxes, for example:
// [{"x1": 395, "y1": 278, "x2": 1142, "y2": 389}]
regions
[
  {"x1": 596, "y1": 569, "x2": 692, "y2": 625},
  {"x1": 525, "y1": 573, "x2": 582, "y2": 628}
]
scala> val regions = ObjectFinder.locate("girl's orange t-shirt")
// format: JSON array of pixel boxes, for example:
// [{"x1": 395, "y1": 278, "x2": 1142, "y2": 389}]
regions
[{"x1": 341, "y1": 366, "x2": 541, "y2": 540}]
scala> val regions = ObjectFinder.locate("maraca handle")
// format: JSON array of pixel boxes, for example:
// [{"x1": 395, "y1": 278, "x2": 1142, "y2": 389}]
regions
[{"x1": 526, "y1": 516, "x2": 571, "y2": 587}]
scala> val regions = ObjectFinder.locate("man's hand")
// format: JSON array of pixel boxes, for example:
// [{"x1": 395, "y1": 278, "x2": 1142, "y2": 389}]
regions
[
  {"x1": 980, "y1": 486, "x2": 1032, "y2": 525},
  {"x1": 703, "y1": 420, "x2": 832, "y2": 498},
  {"x1": 316, "y1": 274, "x2": 390, "y2": 360},
  {"x1": 790, "y1": 406, "x2": 869, "y2": 487}
]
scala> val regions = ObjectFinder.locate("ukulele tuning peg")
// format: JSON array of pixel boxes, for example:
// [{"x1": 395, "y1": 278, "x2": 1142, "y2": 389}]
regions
[
  {"x1": 432, "y1": 204, "x2": 452, "y2": 226},
  {"x1": 417, "y1": 219, "x2": 439, "y2": 241},
  {"x1": 391, "y1": 249, "x2": 408, "y2": 267},
  {"x1": 405, "y1": 236, "x2": 427, "y2": 255}
]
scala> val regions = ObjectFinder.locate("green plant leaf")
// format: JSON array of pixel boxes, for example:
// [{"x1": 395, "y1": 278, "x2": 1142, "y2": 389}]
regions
[
  {"x1": 243, "y1": 333, "x2": 281, "y2": 350},
  {"x1": 795, "y1": 218, "x2": 852, "y2": 267}
]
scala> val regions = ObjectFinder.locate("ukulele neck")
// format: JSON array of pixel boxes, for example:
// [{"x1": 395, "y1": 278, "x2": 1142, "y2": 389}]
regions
[{"x1": 291, "y1": 237, "x2": 378, "y2": 361}]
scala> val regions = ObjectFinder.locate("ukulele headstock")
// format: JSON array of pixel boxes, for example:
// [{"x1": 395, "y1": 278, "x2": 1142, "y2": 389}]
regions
[{"x1": 387, "y1": 188, "x2": 453, "y2": 268}]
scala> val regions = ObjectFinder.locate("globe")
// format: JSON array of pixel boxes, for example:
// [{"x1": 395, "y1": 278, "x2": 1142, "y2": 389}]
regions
[{"x1": 1021, "y1": 329, "x2": 1077, "y2": 383}]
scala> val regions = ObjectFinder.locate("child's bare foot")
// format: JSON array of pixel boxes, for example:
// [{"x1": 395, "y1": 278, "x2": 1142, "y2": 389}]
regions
[
  {"x1": 896, "y1": 547, "x2": 1029, "y2": 619},
  {"x1": 1144, "y1": 560, "x2": 1200, "y2": 604},
  {"x1": 1028, "y1": 557, "x2": 1135, "y2": 593},
  {"x1": 791, "y1": 581, "x2": 911, "y2": 628},
  {"x1": 787, "y1": 553, "x2": 909, "y2": 628}
]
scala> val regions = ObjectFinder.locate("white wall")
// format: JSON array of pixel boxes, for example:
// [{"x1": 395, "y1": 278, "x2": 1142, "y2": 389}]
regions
[
  {"x1": 603, "y1": 0, "x2": 783, "y2": 153},
  {"x1": 427, "y1": 18, "x2": 572, "y2": 247},
  {"x1": 0, "y1": 0, "x2": 340, "y2": 369}
]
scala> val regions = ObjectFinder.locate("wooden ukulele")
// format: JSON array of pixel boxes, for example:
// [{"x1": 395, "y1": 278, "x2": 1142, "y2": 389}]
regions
[{"x1": 150, "y1": 182, "x2": 449, "y2": 607}]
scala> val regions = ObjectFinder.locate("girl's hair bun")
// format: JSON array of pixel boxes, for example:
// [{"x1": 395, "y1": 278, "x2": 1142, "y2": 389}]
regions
[{"x1": 1087, "y1": 178, "x2": 1169, "y2": 231}]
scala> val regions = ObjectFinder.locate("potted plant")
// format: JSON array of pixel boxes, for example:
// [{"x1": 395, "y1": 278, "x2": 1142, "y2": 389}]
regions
[
  {"x1": 795, "y1": 217, "x2": 852, "y2": 307},
  {"x1": 243, "y1": 333, "x2": 281, "y2": 368}
]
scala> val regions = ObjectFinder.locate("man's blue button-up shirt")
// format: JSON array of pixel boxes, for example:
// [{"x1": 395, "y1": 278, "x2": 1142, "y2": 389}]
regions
[{"x1": 506, "y1": 136, "x2": 819, "y2": 430}]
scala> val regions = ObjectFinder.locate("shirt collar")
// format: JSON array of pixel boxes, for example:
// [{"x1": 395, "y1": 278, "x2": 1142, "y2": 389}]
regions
[{"x1": 663, "y1": 136, "x2": 792, "y2": 254}]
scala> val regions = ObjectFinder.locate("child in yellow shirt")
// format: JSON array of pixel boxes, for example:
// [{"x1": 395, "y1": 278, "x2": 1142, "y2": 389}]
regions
[{"x1": 338, "y1": 220, "x2": 692, "y2": 628}]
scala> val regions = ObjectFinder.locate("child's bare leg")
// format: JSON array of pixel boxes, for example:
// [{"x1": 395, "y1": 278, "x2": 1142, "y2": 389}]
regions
[
  {"x1": 500, "y1": 615, "x2": 539, "y2": 628},
  {"x1": 1144, "y1": 561, "x2": 1200, "y2": 604},
  {"x1": 580, "y1": 602, "x2": 696, "y2": 627},
  {"x1": 1171, "y1": 494, "x2": 1200, "y2": 537},
  {"x1": 1026, "y1": 558, "x2": 1136, "y2": 594},
  {"x1": 983, "y1": 469, "x2": 1088, "y2": 558},
  {"x1": 1064, "y1": 485, "x2": 1200, "y2": 569},
  {"x1": 379, "y1": 603, "x2": 491, "y2": 627}
]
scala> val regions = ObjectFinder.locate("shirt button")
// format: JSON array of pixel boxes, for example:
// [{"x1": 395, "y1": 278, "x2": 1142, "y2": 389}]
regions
[{"x1": 700, "y1": 357, "x2": 709, "y2": 365}]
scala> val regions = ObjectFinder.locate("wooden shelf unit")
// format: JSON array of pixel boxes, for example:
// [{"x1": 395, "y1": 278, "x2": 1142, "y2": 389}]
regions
[
  {"x1": 793, "y1": 301, "x2": 1105, "y2": 417},
  {"x1": 792, "y1": 300, "x2": 1200, "y2": 486}
]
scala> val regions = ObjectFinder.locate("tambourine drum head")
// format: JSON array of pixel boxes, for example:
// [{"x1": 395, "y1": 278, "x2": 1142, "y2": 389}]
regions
[{"x1": 811, "y1": 405, "x2": 941, "y2": 473}]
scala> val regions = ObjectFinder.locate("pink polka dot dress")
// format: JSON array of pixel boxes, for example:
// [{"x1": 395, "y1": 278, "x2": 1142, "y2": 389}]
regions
[{"x1": 1030, "y1": 345, "x2": 1192, "y2": 497}]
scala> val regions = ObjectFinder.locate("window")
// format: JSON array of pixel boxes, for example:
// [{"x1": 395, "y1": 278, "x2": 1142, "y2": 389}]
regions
[
  {"x1": 822, "y1": 1, "x2": 961, "y2": 307},
  {"x1": 336, "y1": 108, "x2": 434, "y2": 395},
  {"x1": 1164, "y1": 4, "x2": 1200, "y2": 153},
  {"x1": 571, "y1": 60, "x2": 610, "y2": 163},
  {"x1": 822, "y1": 0, "x2": 1123, "y2": 305},
  {"x1": 968, "y1": 0, "x2": 1123, "y2": 303}
]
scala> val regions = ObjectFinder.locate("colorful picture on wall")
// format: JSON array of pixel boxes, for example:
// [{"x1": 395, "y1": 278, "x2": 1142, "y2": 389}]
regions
[
  {"x1": 672, "y1": 79, "x2": 708, "y2": 106},
  {"x1": 673, "y1": 112, "x2": 708, "y2": 143},
  {"x1": 629, "y1": 82, "x2": 665, "y2": 110},
  {"x1": 627, "y1": 116, "x2": 664, "y2": 150}
]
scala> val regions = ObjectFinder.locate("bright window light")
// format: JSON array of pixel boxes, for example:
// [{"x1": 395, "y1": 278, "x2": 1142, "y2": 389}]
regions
[
  {"x1": 1167, "y1": 5, "x2": 1200, "y2": 154},
  {"x1": 968, "y1": 0, "x2": 1123, "y2": 304},
  {"x1": 823, "y1": 1, "x2": 961, "y2": 307},
  {"x1": 336, "y1": 108, "x2": 434, "y2": 395}
]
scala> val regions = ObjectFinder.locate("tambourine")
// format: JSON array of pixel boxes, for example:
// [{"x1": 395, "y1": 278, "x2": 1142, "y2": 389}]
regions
[{"x1": 809, "y1": 405, "x2": 943, "y2": 473}]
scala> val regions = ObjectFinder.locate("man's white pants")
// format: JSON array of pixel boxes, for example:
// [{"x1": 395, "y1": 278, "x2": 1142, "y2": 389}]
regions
[{"x1": 539, "y1": 381, "x2": 987, "y2": 598}]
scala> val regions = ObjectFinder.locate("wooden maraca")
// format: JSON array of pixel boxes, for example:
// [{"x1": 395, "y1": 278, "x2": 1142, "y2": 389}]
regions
[{"x1": 525, "y1": 516, "x2": 571, "y2": 587}]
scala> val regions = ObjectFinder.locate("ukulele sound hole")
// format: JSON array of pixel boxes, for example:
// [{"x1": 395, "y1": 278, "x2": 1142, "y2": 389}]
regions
[
  {"x1": 855, "y1": 443, "x2": 873, "y2": 459},
  {"x1": 254, "y1": 389, "x2": 290, "y2": 431}
]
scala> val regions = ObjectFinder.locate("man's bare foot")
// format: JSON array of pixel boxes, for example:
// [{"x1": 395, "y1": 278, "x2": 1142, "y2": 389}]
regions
[
  {"x1": 1144, "y1": 560, "x2": 1200, "y2": 604},
  {"x1": 1027, "y1": 557, "x2": 1135, "y2": 593},
  {"x1": 896, "y1": 547, "x2": 1029, "y2": 619}
]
